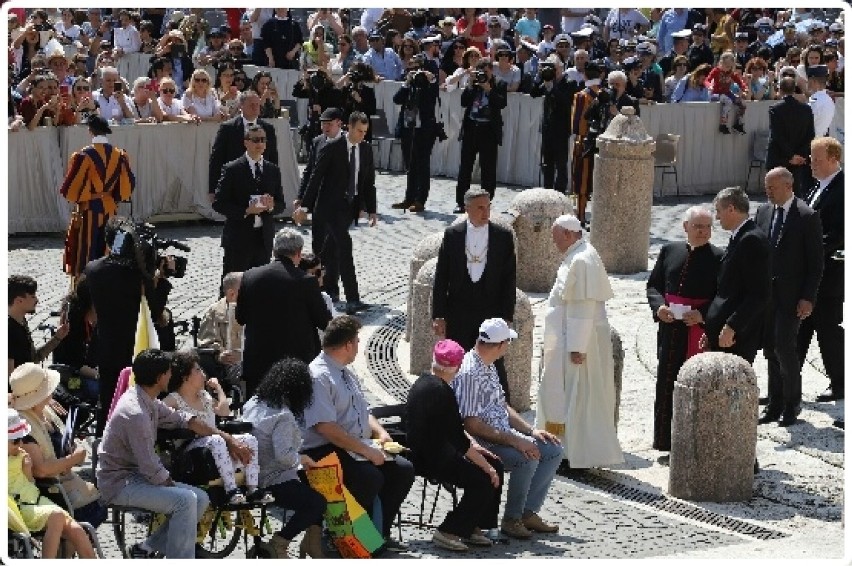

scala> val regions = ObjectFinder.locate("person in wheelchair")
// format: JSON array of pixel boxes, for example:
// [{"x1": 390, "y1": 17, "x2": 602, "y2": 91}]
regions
[
  {"x1": 8, "y1": 409, "x2": 98, "y2": 559},
  {"x1": 97, "y1": 348, "x2": 254, "y2": 559},
  {"x1": 164, "y1": 350, "x2": 273, "y2": 505},
  {"x1": 196, "y1": 271, "x2": 244, "y2": 385},
  {"x1": 11, "y1": 363, "x2": 107, "y2": 529},
  {"x1": 241, "y1": 358, "x2": 328, "y2": 558},
  {"x1": 51, "y1": 278, "x2": 100, "y2": 406}
]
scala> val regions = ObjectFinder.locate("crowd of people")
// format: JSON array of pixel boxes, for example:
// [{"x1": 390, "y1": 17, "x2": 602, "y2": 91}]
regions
[{"x1": 5, "y1": 4, "x2": 847, "y2": 560}]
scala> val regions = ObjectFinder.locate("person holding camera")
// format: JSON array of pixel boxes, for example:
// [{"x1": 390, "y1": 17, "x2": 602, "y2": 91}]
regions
[
  {"x1": 454, "y1": 59, "x2": 507, "y2": 214},
  {"x1": 213, "y1": 124, "x2": 286, "y2": 288},
  {"x1": 339, "y1": 62, "x2": 378, "y2": 141},
  {"x1": 530, "y1": 55, "x2": 580, "y2": 194},
  {"x1": 293, "y1": 67, "x2": 345, "y2": 149},
  {"x1": 391, "y1": 54, "x2": 440, "y2": 213},
  {"x1": 129, "y1": 77, "x2": 164, "y2": 123},
  {"x1": 60, "y1": 115, "x2": 135, "y2": 279},
  {"x1": 91, "y1": 66, "x2": 133, "y2": 122}
]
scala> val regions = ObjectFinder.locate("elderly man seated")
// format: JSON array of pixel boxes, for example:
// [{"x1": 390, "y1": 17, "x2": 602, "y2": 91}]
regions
[
  {"x1": 452, "y1": 318, "x2": 563, "y2": 540},
  {"x1": 196, "y1": 271, "x2": 244, "y2": 384}
]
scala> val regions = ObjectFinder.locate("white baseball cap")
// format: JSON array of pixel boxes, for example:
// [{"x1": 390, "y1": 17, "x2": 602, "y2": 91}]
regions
[{"x1": 478, "y1": 318, "x2": 518, "y2": 343}]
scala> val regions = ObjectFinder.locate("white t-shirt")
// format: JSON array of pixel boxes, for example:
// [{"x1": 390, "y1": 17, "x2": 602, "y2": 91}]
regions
[
  {"x1": 158, "y1": 97, "x2": 185, "y2": 116},
  {"x1": 248, "y1": 7, "x2": 275, "y2": 39},
  {"x1": 93, "y1": 90, "x2": 125, "y2": 120},
  {"x1": 54, "y1": 21, "x2": 82, "y2": 41},
  {"x1": 605, "y1": 9, "x2": 649, "y2": 40},
  {"x1": 182, "y1": 91, "x2": 221, "y2": 118}
]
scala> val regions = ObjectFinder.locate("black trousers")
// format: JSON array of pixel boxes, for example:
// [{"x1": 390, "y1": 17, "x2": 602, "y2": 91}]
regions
[
  {"x1": 302, "y1": 444, "x2": 415, "y2": 537},
  {"x1": 312, "y1": 205, "x2": 360, "y2": 302},
  {"x1": 96, "y1": 361, "x2": 125, "y2": 437},
  {"x1": 540, "y1": 131, "x2": 570, "y2": 193},
  {"x1": 789, "y1": 164, "x2": 813, "y2": 199},
  {"x1": 456, "y1": 122, "x2": 499, "y2": 207},
  {"x1": 432, "y1": 454, "x2": 503, "y2": 537},
  {"x1": 267, "y1": 479, "x2": 327, "y2": 540},
  {"x1": 797, "y1": 293, "x2": 844, "y2": 393},
  {"x1": 220, "y1": 231, "x2": 269, "y2": 295},
  {"x1": 764, "y1": 299, "x2": 803, "y2": 410},
  {"x1": 402, "y1": 127, "x2": 436, "y2": 205}
]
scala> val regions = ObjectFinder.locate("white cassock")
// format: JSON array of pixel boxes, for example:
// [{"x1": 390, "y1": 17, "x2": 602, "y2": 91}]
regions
[{"x1": 535, "y1": 238, "x2": 624, "y2": 468}]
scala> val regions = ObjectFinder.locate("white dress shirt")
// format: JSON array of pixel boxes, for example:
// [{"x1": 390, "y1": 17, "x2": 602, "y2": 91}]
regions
[
  {"x1": 114, "y1": 25, "x2": 142, "y2": 54},
  {"x1": 465, "y1": 221, "x2": 489, "y2": 283},
  {"x1": 246, "y1": 153, "x2": 265, "y2": 227}
]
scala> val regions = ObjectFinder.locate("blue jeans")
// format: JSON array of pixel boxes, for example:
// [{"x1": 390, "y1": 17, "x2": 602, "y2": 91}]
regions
[
  {"x1": 111, "y1": 478, "x2": 209, "y2": 558},
  {"x1": 488, "y1": 437, "x2": 563, "y2": 520}
]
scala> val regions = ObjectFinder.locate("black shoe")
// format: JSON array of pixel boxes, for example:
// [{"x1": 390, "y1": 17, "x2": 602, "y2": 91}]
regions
[
  {"x1": 718, "y1": 125, "x2": 731, "y2": 134},
  {"x1": 452, "y1": 205, "x2": 465, "y2": 214},
  {"x1": 657, "y1": 454, "x2": 670, "y2": 466},
  {"x1": 758, "y1": 407, "x2": 782, "y2": 424},
  {"x1": 732, "y1": 123, "x2": 746, "y2": 134},
  {"x1": 778, "y1": 405, "x2": 801, "y2": 427},
  {"x1": 816, "y1": 387, "x2": 844, "y2": 402},
  {"x1": 390, "y1": 201, "x2": 411, "y2": 210},
  {"x1": 754, "y1": 459, "x2": 759, "y2": 474},
  {"x1": 127, "y1": 543, "x2": 163, "y2": 559},
  {"x1": 345, "y1": 300, "x2": 369, "y2": 315},
  {"x1": 758, "y1": 396, "x2": 769, "y2": 406},
  {"x1": 383, "y1": 538, "x2": 409, "y2": 552},
  {"x1": 833, "y1": 419, "x2": 845, "y2": 429}
]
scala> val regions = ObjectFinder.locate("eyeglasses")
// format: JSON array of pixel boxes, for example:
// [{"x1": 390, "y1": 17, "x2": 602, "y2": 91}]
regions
[
  {"x1": 194, "y1": 77, "x2": 209, "y2": 82},
  {"x1": 247, "y1": 137, "x2": 267, "y2": 143},
  {"x1": 75, "y1": 85, "x2": 91, "y2": 91},
  {"x1": 160, "y1": 88, "x2": 176, "y2": 93}
]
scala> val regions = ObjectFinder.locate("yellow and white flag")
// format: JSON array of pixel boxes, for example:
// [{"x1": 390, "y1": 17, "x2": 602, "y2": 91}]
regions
[{"x1": 130, "y1": 296, "x2": 160, "y2": 385}]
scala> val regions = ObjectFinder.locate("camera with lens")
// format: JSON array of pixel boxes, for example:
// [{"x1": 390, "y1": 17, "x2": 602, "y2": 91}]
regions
[
  {"x1": 538, "y1": 62, "x2": 556, "y2": 82},
  {"x1": 308, "y1": 70, "x2": 330, "y2": 91},
  {"x1": 347, "y1": 68, "x2": 368, "y2": 84},
  {"x1": 475, "y1": 70, "x2": 489, "y2": 84},
  {"x1": 409, "y1": 69, "x2": 430, "y2": 89},
  {"x1": 596, "y1": 87, "x2": 613, "y2": 105},
  {"x1": 109, "y1": 219, "x2": 190, "y2": 280}
]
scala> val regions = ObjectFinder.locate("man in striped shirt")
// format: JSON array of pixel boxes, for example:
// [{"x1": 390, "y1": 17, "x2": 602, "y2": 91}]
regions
[{"x1": 451, "y1": 318, "x2": 563, "y2": 540}]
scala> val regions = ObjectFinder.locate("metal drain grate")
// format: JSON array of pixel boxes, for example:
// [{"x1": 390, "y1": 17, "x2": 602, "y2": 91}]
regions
[
  {"x1": 570, "y1": 473, "x2": 790, "y2": 541},
  {"x1": 365, "y1": 314, "x2": 411, "y2": 402}
]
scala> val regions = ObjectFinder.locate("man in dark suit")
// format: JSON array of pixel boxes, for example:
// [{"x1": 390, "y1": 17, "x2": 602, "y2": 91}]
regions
[
  {"x1": 755, "y1": 167, "x2": 824, "y2": 426},
  {"x1": 212, "y1": 125, "x2": 286, "y2": 287},
  {"x1": 208, "y1": 90, "x2": 279, "y2": 202},
  {"x1": 703, "y1": 187, "x2": 771, "y2": 364},
  {"x1": 798, "y1": 136, "x2": 845, "y2": 401},
  {"x1": 433, "y1": 188, "x2": 517, "y2": 402},
  {"x1": 235, "y1": 228, "x2": 332, "y2": 398},
  {"x1": 300, "y1": 111, "x2": 377, "y2": 315},
  {"x1": 454, "y1": 61, "x2": 508, "y2": 213},
  {"x1": 766, "y1": 77, "x2": 816, "y2": 198}
]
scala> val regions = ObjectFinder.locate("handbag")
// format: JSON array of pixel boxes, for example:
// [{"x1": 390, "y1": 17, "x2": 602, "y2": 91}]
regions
[{"x1": 171, "y1": 446, "x2": 220, "y2": 485}]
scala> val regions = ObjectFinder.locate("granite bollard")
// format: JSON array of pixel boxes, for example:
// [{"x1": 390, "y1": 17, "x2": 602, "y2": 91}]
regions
[
  {"x1": 668, "y1": 352, "x2": 758, "y2": 502},
  {"x1": 507, "y1": 188, "x2": 575, "y2": 293},
  {"x1": 406, "y1": 231, "x2": 445, "y2": 341},
  {"x1": 589, "y1": 107, "x2": 655, "y2": 274},
  {"x1": 504, "y1": 289, "x2": 534, "y2": 412},
  {"x1": 409, "y1": 258, "x2": 440, "y2": 377}
]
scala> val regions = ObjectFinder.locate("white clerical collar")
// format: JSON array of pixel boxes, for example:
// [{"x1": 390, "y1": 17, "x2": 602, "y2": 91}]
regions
[
  {"x1": 467, "y1": 220, "x2": 488, "y2": 233},
  {"x1": 730, "y1": 217, "x2": 750, "y2": 240},
  {"x1": 92, "y1": 135, "x2": 109, "y2": 144}
]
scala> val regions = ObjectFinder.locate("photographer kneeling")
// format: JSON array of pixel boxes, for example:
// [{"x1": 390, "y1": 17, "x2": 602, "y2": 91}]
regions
[
  {"x1": 81, "y1": 218, "x2": 187, "y2": 436},
  {"x1": 391, "y1": 54, "x2": 442, "y2": 213},
  {"x1": 529, "y1": 55, "x2": 581, "y2": 194}
]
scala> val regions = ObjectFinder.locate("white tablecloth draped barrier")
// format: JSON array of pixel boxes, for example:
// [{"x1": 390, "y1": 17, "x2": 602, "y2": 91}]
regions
[{"x1": 10, "y1": 119, "x2": 300, "y2": 234}]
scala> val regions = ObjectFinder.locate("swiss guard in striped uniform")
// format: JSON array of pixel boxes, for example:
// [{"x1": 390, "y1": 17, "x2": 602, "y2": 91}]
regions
[
  {"x1": 570, "y1": 61, "x2": 602, "y2": 227},
  {"x1": 60, "y1": 115, "x2": 135, "y2": 278}
]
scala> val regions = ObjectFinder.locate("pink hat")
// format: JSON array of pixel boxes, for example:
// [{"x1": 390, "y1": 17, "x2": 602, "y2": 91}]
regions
[{"x1": 433, "y1": 339, "x2": 465, "y2": 368}]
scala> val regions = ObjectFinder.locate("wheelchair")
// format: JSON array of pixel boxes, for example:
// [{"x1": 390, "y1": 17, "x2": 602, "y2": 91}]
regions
[{"x1": 109, "y1": 420, "x2": 278, "y2": 558}]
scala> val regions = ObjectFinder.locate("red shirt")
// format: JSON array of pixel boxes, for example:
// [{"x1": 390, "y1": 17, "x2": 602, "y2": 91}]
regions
[
  {"x1": 456, "y1": 16, "x2": 488, "y2": 53},
  {"x1": 705, "y1": 67, "x2": 746, "y2": 96}
]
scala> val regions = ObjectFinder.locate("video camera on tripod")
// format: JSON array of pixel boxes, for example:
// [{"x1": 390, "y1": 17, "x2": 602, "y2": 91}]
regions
[{"x1": 110, "y1": 219, "x2": 190, "y2": 280}]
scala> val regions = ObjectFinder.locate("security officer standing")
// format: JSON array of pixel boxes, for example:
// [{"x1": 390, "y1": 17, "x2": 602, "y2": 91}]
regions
[
  {"x1": 454, "y1": 59, "x2": 507, "y2": 214},
  {"x1": 659, "y1": 29, "x2": 691, "y2": 77},
  {"x1": 686, "y1": 24, "x2": 714, "y2": 72},
  {"x1": 391, "y1": 54, "x2": 440, "y2": 213},
  {"x1": 807, "y1": 65, "x2": 835, "y2": 137},
  {"x1": 529, "y1": 55, "x2": 579, "y2": 193}
]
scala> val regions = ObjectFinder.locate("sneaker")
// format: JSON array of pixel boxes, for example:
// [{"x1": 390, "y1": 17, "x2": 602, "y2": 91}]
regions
[
  {"x1": 126, "y1": 543, "x2": 163, "y2": 559},
  {"x1": 383, "y1": 537, "x2": 409, "y2": 552},
  {"x1": 500, "y1": 518, "x2": 532, "y2": 539},
  {"x1": 247, "y1": 489, "x2": 275, "y2": 505},
  {"x1": 461, "y1": 529, "x2": 493, "y2": 547},
  {"x1": 521, "y1": 511, "x2": 558, "y2": 533},
  {"x1": 432, "y1": 530, "x2": 468, "y2": 552},
  {"x1": 718, "y1": 125, "x2": 731, "y2": 134},
  {"x1": 226, "y1": 489, "x2": 246, "y2": 505}
]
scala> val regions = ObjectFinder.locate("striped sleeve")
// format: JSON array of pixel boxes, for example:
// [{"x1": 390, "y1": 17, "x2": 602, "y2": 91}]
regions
[{"x1": 60, "y1": 151, "x2": 91, "y2": 201}]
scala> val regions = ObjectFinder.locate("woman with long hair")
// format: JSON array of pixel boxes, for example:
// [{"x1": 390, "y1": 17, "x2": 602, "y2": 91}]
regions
[
  {"x1": 744, "y1": 57, "x2": 776, "y2": 101},
  {"x1": 302, "y1": 24, "x2": 333, "y2": 69},
  {"x1": 329, "y1": 33, "x2": 355, "y2": 78},
  {"x1": 671, "y1": 63, "x2": 711, "y2": 102},
  {"x1": 251, "y1": 70, "x2": 281, "y2": 119},
  {"x1": 663, "y1": 55, "x2": 689, "y2": 102},
  {"x1": 183, "y1": 69, "x2": 225, "y2": 122},
  {"x1": 445, "y1": 46, "x2": 482, "y2": 91},
  {"x1": 398, "y1": 36, "x2": 420, "y2": 70},
  {"x1": 241, "y1": 359, "x2": 327, "y2": 558},
  {"x1": 385, "y1": 28, "x2": 403, "y2": 55},
  {"x1": 215, "y1": 63, "x2": 241, "y2": 118},
  {"x1": 68, "y1": 76, "x2": 100, "y2": 123},
  {"x1": 440, "y1": 39, "x2": 467, "y2": 81}
]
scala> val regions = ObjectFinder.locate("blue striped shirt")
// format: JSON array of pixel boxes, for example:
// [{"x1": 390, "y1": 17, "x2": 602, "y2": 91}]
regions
[{"x1": 451, "y1": 350, "x2": 512, "y2": 444}]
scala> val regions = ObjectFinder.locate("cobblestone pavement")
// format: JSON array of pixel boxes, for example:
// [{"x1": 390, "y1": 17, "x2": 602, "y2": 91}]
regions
[{"x1": 7, "y1": 172, "x2": 844, "y2": 560}]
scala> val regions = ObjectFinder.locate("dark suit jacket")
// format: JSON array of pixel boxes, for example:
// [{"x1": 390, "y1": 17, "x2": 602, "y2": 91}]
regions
[
  {"x1": 807, "y1": 170, "x2": 844, "y2": 298},
  {"x1": 212, "y1": 155, "x2": 286, "y2": 257},
  {"x1": 432, "y1": 221, "x2": 516, "y2": 323},
  {"x1": 208, "y1": 116, "x2": 279, "y2": 194},
  {"x1": 705, "y1": 219, "x2": 771, "y2": 358},
  {"x1": 461, "y1": 80, "x2": 507, "y2": 144},
  {"x1": 235, "y1": 258, "x2": 332, "y2": 388},
  {"x1": 766, "y1": 96, "x2": 815, "y2": 171},
  {"x1": 298, "y1": 133, "x2": 331, "y2": 200},
  {"x1": 301, "y1": 135, "x2": 377, "y2": 217},
  {"x1": 754, "y1": 198, "x2": 824, "y2": 308}
]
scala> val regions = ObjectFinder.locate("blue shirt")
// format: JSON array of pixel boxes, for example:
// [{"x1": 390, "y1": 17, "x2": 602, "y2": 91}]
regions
[
  {"x1": 362, "y1": 47, "x2": 403, "y2": 80},
  {"x1": 657, "y1": 9, "x2": 688, "y2": 56},
  {"x1": 671, "y1": 75, "x2": 710, "y2": 102}
]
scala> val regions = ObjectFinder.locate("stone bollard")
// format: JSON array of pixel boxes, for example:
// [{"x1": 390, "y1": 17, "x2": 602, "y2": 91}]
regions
[
  {"x1": 589, "y1": 107, "x2": 655, "y2": 274},
  {"x1": 611, "y1": 326, "x2": 624, "y2": 428},
  {"x1": 406, "y1": 232, "x2": 445, "y2": 341},
  {"x1": 668, "y1": 352, "x2": 758, "y2": 502},
  {"x1": 409, "y1": 258, "x2": 440, "y2": 377},
  {"x1": 504, "y1": 289, "x2": 534, "y2": 413},
  {"x1": 507, "y1": 189, "x2": 575, "y2": 293}
]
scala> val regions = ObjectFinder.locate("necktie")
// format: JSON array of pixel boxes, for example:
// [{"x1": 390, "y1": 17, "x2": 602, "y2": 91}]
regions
[
  {"x1": 347, "y1": 144, "x2": 357, "y2": 202},
  {"x1": 254, "y1": 162, "x2": 262, "y2": 180},
  {"x1": 770, "y1": 206, "x2": 784, "y2": 246}
]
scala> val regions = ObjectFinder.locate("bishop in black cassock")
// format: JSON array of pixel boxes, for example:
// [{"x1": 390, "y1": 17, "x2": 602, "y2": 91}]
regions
[{"x1": 646, "y1": 211, "x2": 723, "y2": 452}]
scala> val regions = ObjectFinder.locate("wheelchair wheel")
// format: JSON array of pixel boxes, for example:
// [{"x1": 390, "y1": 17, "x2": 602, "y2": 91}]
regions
[
  {"x1": 195, "y1": 508, "x2": 242, "y2": 559},
  {"x1": 112, "y1": 507, "x2": 155, "y2": 557}
]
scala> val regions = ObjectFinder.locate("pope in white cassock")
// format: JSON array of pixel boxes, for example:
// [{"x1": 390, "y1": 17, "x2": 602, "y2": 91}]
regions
[{"x1": 535, "y1": 214, "x2": 624, "y2": 469}]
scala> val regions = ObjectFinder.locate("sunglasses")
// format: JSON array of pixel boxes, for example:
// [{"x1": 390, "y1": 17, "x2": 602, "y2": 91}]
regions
[
  {"x1": 194, "y1": 77, "x2": 209, "y2": 82},
  {"x1": 247, "y1": 137, "x2": 267, "y2": 143},
  {"x1": 75, "y1": 85, "x2": 91, "y2": 91},
  {"x1": 161, "y1": 88, "x2": 176, "y2": 93},
  {"x1": 12, "y1": 438, "x2": 23, "y2": 445}
]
